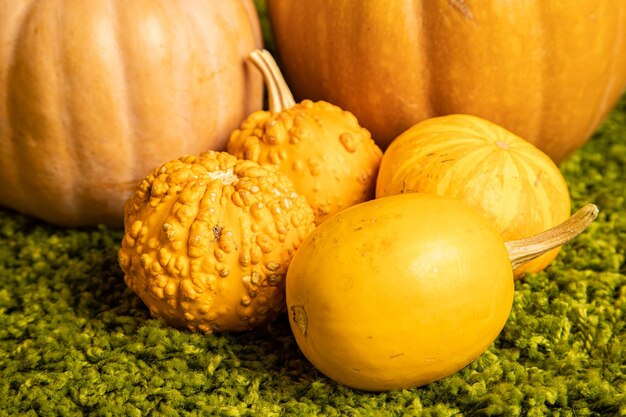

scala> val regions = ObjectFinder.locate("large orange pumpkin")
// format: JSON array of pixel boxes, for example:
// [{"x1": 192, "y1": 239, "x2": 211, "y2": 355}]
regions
[
  {"x1": 0, "y1": 0, "x2": 263, "y2": 227},
  {"x1": 268, "y1": 1, "x2": 626, "y2": 162}
]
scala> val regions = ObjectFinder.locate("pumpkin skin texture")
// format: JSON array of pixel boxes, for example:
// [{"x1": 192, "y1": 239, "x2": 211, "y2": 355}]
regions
[
  {"x1": 118, "y1": 151, "x2": 315, "y2": 334},
  {"x1": 0, "y1": 0, "x2": 263, "y2": 227},
  {"x1": 286, "y1": 193, "x2": 515, "y2": 392},
  {"x1": 267, "y1": 0, "x2": 626, "y2": 162},
  {"x1": 376, "y1": 114, "x2": 571, "y2": 278},
  {"x1": 228, "y1": 50, "x2": 382, "y2": 225}
]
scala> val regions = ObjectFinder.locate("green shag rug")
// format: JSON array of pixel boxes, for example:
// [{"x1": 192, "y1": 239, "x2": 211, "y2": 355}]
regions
[{"x1": 2, "y1": 7, "x2": 626, "y2": 417}]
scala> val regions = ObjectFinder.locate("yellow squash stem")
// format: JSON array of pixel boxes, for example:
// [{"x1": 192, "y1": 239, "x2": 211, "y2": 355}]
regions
[
  {"x1": 248, "y1": 49, "x2": 296, "y2": 113},
  {"x1": 505, "y1": 203, "x2": 599, "y2": 270}
]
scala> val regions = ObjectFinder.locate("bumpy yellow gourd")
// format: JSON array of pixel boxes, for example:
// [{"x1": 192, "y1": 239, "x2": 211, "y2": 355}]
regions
[
  {"x1": 376, "y1": 114, "x2": 571, "y2": 278},
  {"x1": 118, "y1": 151, "x2": 315, "y2": 333},
  {"x1": 286, "y1": 193, "x2": 597, "y2": 391},
  {"x1": 228, "y1": 50, "x2": 382, "y2": 224}
]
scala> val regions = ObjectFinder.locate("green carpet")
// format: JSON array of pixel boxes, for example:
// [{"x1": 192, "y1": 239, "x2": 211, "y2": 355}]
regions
[{"x1": 2, "y1": 7, "x2": 626, "y2": 417}]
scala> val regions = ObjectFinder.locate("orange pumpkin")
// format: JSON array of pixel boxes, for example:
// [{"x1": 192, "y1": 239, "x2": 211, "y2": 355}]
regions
[
  {"x1": 376, "y1": 114, "x2": 571, "y2": 278},
  {"x1": 268, "y1": 0, "x2": 626, "y2": 162},
  {"x1": 0, "y1": 0, "x2": 263, "y2": 227},
  {"x1": 228, "y1": 50, "x2": 382, "y2": 224}
]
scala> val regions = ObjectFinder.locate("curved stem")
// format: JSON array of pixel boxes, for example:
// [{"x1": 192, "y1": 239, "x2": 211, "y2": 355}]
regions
[
  {"x1": 505, "y1": 203, "x2": 599, "y2": 270},
  {"x1": 248, "y1": 49, "x2": 296, "y2": 113}
]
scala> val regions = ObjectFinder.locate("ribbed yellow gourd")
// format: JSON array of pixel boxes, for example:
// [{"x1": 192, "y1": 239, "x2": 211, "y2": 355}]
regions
[{"x1": 376, "y1": 114, "x2": 571, "y2": 278}]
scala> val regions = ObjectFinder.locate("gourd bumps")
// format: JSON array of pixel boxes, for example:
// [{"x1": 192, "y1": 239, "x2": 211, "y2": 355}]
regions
[
  {"x1": 118, "y1": 151, "x2": 315, "y2": 333},
  {"x1": 229, "y1": 99, "x2": 382, "y2": 224},
  {"x1": 228, "y1": 50, "x2": 382, "y2": 225}
]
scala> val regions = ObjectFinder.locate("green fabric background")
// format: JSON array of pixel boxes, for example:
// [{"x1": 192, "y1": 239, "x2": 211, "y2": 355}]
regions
[{"x1": 1, "y1": 3, "x2": 626, "y2": 416}]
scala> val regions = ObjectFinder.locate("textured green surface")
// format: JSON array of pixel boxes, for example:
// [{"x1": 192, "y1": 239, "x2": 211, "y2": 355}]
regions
[{"x1": 2, "y1": 4, "x2": 626, "y2": 417}]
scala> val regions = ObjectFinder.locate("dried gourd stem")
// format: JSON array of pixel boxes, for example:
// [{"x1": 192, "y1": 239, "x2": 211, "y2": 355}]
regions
[
  {"x1": 505, "y1": 203, "x2": 599, "y2": 270},
  {"x1": 248, "y1": 49, "x2": 296, "y2": 113}
]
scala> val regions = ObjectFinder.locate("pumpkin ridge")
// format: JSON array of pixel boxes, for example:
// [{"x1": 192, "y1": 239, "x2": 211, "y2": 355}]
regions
[
  {"x1": 165, "y1": 0, "x2": 195, "y2": 156},
  {"x1": 103, "y1": 0, "x2": 139, "y2": 184},
  {"x1": 1, "y1": 0, "x2": 35, "y2": 213},
  {"x1": 59, "y1": 0, "x2": 79, "y2": 201},
  {"x1": 588, "y1": 1, "x2": 626, "y2": 135},
  {"x1": 178, "y1": 0, "x2": 224, "y2": 145},
  {"x1": 416, "y1": 0, "x2": 436, "y2": 116},
  {"x1": 117, "y1": 0, "x2": 174, "y2": 169},
  {"x1": 12, "y1": 1, "x2": 84, "y2": 221},
  {"x1": 534, "y1": 0, "x2": 549, "y2": 150}
]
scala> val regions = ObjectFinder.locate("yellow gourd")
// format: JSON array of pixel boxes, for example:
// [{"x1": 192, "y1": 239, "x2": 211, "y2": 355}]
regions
[
  {"x1": 286, "y1": 193, "x2": 597, "y2": 391},
  {"x1": 118, "y1": 151, "x2": 315, "y2": 333},
  {"x1": 376, "y1": 114, "x2": 571, "y2": 278},
  {"x1": 228, "y1": 49, "x2": 382, "y2": 224}
]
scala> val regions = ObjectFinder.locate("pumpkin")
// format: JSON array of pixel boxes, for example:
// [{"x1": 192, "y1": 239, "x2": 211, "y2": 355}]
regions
[
  {"x1": 118, "y1": 150, "x2": 315, "y2": 333},
  {"x1": 376, "y1": 114, "x2": 571, "y2": 278},
  {"x1": 286, "y1": 193, "x2": 597, "y2": 391},
  {"x1": 0, "y1": 0, "x2": 263, "y2": 227},
  {"x1": 267, "y1": 0, "x2": 626, "y2": 162},
  {"x1": 228, "y1": 49, "x2": 382, "y2": 225}
]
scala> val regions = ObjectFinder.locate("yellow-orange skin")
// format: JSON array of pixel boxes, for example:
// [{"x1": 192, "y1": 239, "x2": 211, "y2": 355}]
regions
[
  {"x1": 0, "y1": 0, "x2": 263, "y2": 227},
  {"x1": 228, "y1": 100, "x2": 382, "y2": 225},
  {"x1": 268, "y1": 0, "x2": 626, "y2": 162},
  {"x1": 286, "y1": 193, "x2": 514, "y2": 392},
  {"x1": 376, "y1": 114, "x2": 571, "y2": 278},
  {"x1": 119, "y1": 151, "x2": 315, "y2": 334}
]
